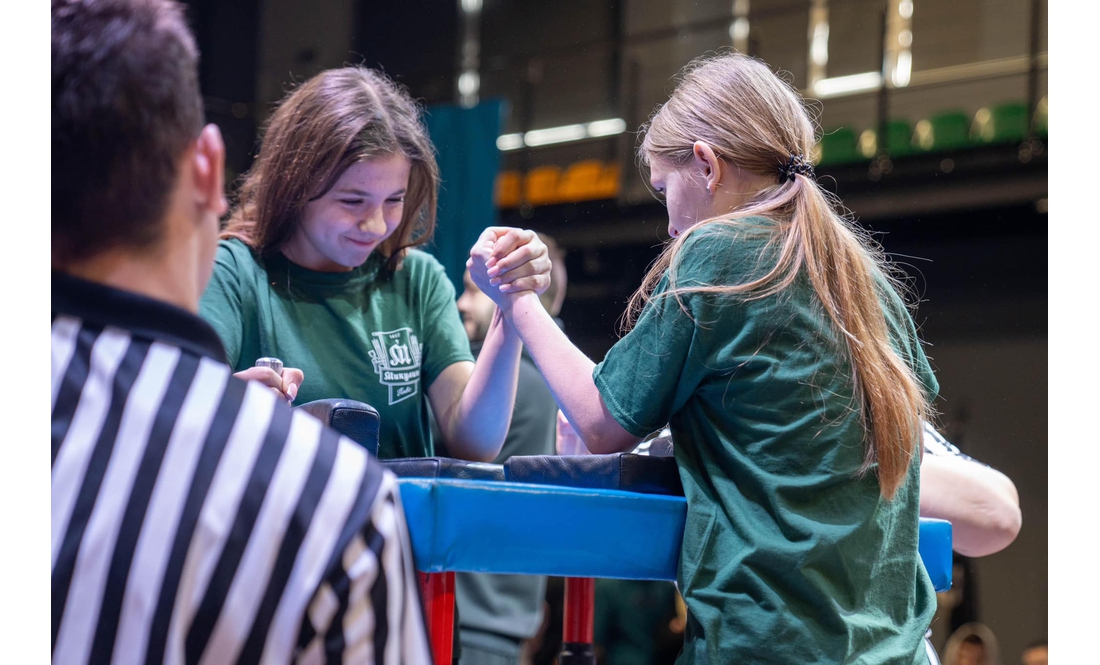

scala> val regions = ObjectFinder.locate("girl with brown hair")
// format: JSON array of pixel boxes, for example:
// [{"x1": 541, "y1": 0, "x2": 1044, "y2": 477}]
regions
[
  {"x1": 468, "y1": 52, "x2": 939, "y2": 663},
  {"x1": 200, "y1": 66, "x2": 549, "y2": 462}
]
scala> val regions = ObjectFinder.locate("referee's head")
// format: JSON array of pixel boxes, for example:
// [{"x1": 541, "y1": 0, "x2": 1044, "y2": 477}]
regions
[{"x1": 52, "y1": 0, "x2": 228, "y2": 311}]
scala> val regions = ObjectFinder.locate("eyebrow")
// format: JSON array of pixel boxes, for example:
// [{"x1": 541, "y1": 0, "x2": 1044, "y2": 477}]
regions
[{"x1": 336, "y1": 187, "x2": 407, "y2": 198}]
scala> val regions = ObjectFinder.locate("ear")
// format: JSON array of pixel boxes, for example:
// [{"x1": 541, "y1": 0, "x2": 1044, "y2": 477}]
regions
[
  {"x1": 191, "y1": 124, "x2": 228, "y2": 219},
  {"x1": 692, "y1": 141, "x2": 724, "y2": 195}
]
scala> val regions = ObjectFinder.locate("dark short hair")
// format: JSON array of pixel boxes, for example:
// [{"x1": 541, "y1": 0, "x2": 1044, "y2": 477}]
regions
[{"x1": 52, "y1": 0, "x2": 204, "y2": 263}]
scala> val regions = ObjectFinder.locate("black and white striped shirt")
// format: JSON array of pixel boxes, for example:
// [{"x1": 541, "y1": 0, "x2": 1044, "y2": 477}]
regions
[
  {"x1": 922, "y1": 420, "x2": 981, "y2": 464},
  {"x1": 51, "y1": 272, "x2": 431, "y2": 665}
]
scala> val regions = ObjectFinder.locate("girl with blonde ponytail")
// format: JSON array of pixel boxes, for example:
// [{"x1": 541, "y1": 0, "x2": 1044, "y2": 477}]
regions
[{"x1": 468, "y1": 52, "x2": 938, "y2": 664}]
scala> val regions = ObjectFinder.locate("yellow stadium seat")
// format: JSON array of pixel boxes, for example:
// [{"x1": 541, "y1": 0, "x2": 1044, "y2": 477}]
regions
[
  {"x1": 591, "y1": 162, "x2": 621, "y2": 200},
  {"x1": 524, "y1": 166, "x2": 564, "y2": 206},
  {"x1": 495, "y1": 170, "x2": 521, "y2": 208},
  {"x1": 558, "y1": 160, "x2": 606, "y2": 202}
]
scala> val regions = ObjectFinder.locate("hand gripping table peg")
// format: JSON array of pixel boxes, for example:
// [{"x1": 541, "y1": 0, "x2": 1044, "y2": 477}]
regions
[{"x1": 255, "y1": 357, "x2": 284, "y2": 376}]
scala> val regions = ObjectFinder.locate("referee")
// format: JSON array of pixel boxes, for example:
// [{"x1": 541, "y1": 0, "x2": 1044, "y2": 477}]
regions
[{"x1": 51, "y1": 1, "x2": 430, "y2": 663}]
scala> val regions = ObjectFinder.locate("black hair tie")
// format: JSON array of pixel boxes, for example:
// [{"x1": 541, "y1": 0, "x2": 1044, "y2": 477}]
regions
[{"x1": 778, "y1": 153, "x2": 815, "y2": 183}]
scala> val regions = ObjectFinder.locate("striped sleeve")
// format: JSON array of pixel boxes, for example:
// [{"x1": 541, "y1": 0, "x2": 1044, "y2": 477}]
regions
[
  {"x1": 294, "y1": 471, "x2": 430, "y2": 664},
  {"x1": 921, "y1": 420, "x2": 983, "y2": 465}
]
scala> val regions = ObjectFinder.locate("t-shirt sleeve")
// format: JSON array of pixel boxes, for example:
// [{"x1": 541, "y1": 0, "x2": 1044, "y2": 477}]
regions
[
  {"x1": 593, "y1": 226, "x2": 749, "y2": 438},
  {"x1": 414, "y1": 255, "x2": 476, "y2": 387},
  {"x1": 199, "y1": 241, "x2": 249, "y2": 369}
]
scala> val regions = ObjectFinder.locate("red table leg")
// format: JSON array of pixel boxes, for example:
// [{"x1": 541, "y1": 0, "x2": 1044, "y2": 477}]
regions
[
  {"x1": 560, "y1": 576, "x2": 596, "y2": 665},
  {"x1": 419, "y1": 571, "x2": 455, "y2": 665}
]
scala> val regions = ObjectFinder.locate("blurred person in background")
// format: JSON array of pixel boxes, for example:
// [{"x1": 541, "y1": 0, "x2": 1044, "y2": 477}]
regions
[
  {"x1": 1019, "y1": 639, "x2": 1047, "y2": 665},
  {"x1": 943, "y1": 623, "x2": 1000, "y2": 665}
]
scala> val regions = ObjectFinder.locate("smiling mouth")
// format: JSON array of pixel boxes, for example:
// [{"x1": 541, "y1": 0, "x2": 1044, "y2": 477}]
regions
[{"x1": 345, "y1": 237, "x2": 376, "y2": 248}]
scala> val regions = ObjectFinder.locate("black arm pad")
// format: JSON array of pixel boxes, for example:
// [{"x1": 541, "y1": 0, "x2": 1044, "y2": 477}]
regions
[
  {"x1": 381, "y1": 457, "x2": 506, "y2": 481},
  {"x1": 504, "y1": 453, "x2": 684, "y2": 496},
  {"x1": 296, "y1": 398, "x2": 381, "y2": 456}
]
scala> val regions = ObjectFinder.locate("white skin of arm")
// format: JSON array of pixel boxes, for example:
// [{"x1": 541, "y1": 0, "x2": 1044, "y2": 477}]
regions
[
  {"x1": 427, "y1": 309, "x2": 523, "y2": 462},
  {"x1": 468, "y1": 235, "x2": 640, "y2": 454},
  {"x1": 919, "y1": 452, "x2": 1022, "y2": 557},
  {"x1": 429, "y1": 228, "x2": 551, "y2": 462}
]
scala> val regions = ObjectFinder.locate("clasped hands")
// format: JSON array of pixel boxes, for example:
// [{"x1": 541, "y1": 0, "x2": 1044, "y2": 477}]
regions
[{"x1": 466, "y1": 227, "x2": 551, "y2": 308}]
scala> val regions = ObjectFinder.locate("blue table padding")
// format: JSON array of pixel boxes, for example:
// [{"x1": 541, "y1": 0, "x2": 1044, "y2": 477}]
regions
[
  {"x1": 397, "y1": 478, "x2": 952, "y2": 590},
  {"x1": 398, "y1": 479, "x2": 685, "y2": 580},
  {"x1": 917, "y1": 518, "x2": 953, "y2": 591}
]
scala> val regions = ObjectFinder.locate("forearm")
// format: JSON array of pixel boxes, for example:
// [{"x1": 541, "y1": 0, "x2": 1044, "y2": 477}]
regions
[
  {"x1": 444, "y1": 309, "x2": 523, "y2": 461},
  {"x1": 920, "y1": 454, "x2": 1022, "y2": 557},
  {"x1": 506, "y1": 292, "x2": 639, "y2": 454}
]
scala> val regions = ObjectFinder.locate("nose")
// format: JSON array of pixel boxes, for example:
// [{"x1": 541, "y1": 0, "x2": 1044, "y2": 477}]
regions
[{"x1": 358, "y1": 205, "x2": 387, "y2": 237}]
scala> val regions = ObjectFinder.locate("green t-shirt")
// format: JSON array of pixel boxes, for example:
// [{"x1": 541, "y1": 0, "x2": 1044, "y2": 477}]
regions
[
  {"x1": 199, "y1": 238, "x2": 474, "y2": 459},
  {"x1": 593, "y1": 221, "x2": 938, "y2": 665}
]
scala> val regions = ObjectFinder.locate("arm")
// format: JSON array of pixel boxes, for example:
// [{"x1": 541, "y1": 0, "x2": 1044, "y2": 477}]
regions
[
  {"x1": 503, "y1": 293, "x2": 640, "y2": 454},
  {"x1": 428, "y1": 228, "x2": 553, "y2": 462},
  {"x1": 467, "y1": 228, "x2": 639, "y2": 454},
  {"x1": 427, "y1": 309, "x2": 523, "y2": 462},
  {"x1": 919, "y1": 430, "x2": 1022, "y2": 557}
]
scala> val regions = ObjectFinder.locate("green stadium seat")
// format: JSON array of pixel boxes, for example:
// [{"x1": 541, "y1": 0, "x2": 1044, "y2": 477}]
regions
[
  {"x1": 984, "y1": 102, "x2": 1029, "y2": 144},
  {"x1": 1034, "y1": 96, "x2": 1047, "y2": 137},
  {"x1": 817, "y1": 127, "x2": 861, "y2": 166},
  {"x1": 886, "y1": 120, "x2": 915, "y2": 158},
  {"x1": 928, "y1": 111, "x2": 971, "y2": 151}
]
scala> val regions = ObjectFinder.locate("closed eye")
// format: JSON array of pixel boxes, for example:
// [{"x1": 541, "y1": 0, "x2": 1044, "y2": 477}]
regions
[{"x1": 339, "y1": 198, "x2": 364, "y2": 206}]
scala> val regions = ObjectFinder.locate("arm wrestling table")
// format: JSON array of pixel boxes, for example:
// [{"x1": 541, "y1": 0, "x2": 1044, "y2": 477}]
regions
[
  {"x1": 389, "y1": 458, "x2": 953, "y2": 665},
  {"x1": 297, "y1": 399, "x2": 953, "y2": 665}
]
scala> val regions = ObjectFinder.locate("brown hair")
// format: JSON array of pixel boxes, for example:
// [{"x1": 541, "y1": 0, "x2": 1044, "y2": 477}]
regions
[
  {"x1": 52, "y1": 0, "x2": 204, "y2": 264},
  {"x1": 635, "y1": 53, "x2": 931, "y2": 500},
  {"x1": 222, "y1": 66, "x2": 439, "y2": 272}
]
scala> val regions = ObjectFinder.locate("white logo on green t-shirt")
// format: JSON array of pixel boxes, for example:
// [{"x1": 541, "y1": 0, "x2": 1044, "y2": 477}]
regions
[{"x1": 368, "y1": 328, "x2": 423, "y2": 405}]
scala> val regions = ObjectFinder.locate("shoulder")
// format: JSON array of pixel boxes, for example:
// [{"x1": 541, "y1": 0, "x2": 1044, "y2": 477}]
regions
[
  {"x1": 214, "y1": 238, "x2": 261, "y2": 270},
  {"x1": 397, "y1": 248, "x2": 448, "y2": 277},
  {"x1": 395, "y1": 248, "x2": 455, "y2": 293},
  {"x1": 669, "y1": 217, "x2": 778, "y2": 291}
]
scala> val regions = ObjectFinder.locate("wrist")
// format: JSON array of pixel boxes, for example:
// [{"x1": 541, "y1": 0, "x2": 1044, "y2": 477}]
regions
[{"x1": 494, "y1": 289, "x2": 539, "y2": 317}]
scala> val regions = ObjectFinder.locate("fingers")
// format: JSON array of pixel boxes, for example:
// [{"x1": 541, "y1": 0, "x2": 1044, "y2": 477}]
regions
[
  {"x1": 281, "y1": 367, "x2": 305, "y2": 403},
  {"x1": 472, "y1": 227, "x2": 550, "y2": 297},
  {"x1": 235, "y1": 366, "x2": 284, "y2": 391},
  {"x1": 233, "y1": 366, "x2": 304, "y2": 403},
  {"x1": 487, "y1": 229, "x2": 545, "y2": 276}
]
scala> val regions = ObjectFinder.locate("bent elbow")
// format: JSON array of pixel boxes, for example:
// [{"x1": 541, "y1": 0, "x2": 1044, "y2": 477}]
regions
[
  {"x1": 994, "y1": 503, "x2": 1023, "y2": 549},
  {"x1": 954, "y1": 502, "x2": 1023, "y2": 557},
  {"x1": 582, "y1": 429, "x2": 639, "y2": 456},
  {"x1": 445, "y1": 435, "x2": 504, "y2": 464}
]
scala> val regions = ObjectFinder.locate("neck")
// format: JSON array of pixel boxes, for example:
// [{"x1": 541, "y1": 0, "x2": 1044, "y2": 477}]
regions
[
  {"x1": 56, "y1": 240, "x2": 203, "y2": 313},
  {"x1": 712, "y1": 165, "x2": 777, "y2": 216}
]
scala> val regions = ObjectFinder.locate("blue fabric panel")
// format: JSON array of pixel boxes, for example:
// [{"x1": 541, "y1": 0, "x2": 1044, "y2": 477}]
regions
[
  {"x1": 422, "y1": 100, "x2": 506, "y2": 293},
  {"x1": 397, "y1": 479, "x2": 686, "y2": 580},
  {"x1": 396, "y1": 479, "x2": 953, "y2": 590},
  {"x1": 917, "y1": 517, "x2": 953, "y2": 592}
]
